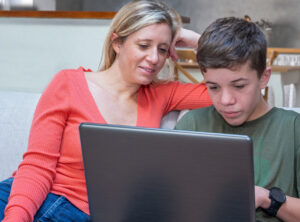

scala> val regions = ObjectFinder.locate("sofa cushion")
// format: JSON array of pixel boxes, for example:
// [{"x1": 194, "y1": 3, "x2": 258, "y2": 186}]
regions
[
  {"x1": 0, "y1": 90, "x2": 41, "y2": 180},
  {"x1": 160, "y1": 109, "x2": 189, "y2": 129}
]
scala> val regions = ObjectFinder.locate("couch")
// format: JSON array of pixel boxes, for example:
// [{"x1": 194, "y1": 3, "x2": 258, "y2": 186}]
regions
[
  {"x1": 0, "y1": 90, "x2": 186, "y2": 180},
  {"x1": 1, "y1": 89, "x2": 299, "y2": 181}
]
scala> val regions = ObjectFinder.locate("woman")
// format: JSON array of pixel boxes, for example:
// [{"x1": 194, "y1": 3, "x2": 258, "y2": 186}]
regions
[{"x1": 0, "y1": 1, "x2": 211, "y2": 221}]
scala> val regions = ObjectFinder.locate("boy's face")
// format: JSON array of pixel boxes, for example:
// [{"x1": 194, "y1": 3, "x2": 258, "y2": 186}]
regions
[{"x1": 203, "y1": 62, "x2": 270, "y2": 126}]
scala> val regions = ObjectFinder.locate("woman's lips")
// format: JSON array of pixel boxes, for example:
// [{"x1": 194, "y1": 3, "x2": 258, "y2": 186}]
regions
[{"x1": 139, "y1": 66, "x2": 155, "y2": 74}]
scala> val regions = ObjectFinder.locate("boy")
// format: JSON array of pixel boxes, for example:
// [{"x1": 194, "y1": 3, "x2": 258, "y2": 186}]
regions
[{"x1": 175, "y1": 17, "x2": 300, "y2": 222}]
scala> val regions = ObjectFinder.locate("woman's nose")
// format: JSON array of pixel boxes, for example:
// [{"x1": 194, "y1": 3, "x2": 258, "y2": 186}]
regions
[{"x1": 146, "y1": 48, "x2": 159, "y2": 64}]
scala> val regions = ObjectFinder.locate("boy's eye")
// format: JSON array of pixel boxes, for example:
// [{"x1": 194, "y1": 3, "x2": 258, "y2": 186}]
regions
[
  {"x1": 209, "y1": 86, "x2": 218, "y2": 90},
  {"x1": 235, "y1": 85, "x2": 245, "y2": 89}
]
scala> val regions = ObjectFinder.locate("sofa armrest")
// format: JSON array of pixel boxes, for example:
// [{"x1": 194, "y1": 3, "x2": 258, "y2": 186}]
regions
[{"x1": 0, "y1": 90, "x2": 41, "y2": 180}]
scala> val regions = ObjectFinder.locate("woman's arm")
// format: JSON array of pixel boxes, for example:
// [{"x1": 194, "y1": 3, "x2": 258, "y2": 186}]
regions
[
  {"x1": 152, "y1": 81, "x2": 211, "y2": 116},
  {"x1": 3, "y1": 71, "x2": 70, "y2": 221},
  {"x1": 169, "y1": 28, "x2": 201, "y2": 61}
]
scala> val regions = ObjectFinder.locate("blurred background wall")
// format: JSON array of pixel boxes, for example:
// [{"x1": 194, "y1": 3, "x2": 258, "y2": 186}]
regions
[
  {"x1": 56, "y1": 0, "x2": 300, "y2": 48},
  {"x1": 2, "y1": 0, "x2": 299, "y2": 47},
  {"x1": 1, "y1": 0, "x2": 299, "y2": 105}
]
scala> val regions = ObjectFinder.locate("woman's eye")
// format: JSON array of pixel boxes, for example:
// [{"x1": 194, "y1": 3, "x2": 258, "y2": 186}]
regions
[
  {"x1": 139, "y1": 44, "x2": 148, "y2": 49},
  {"x1": 159, "y1": 48, "x2": 168, "y2": 54}
]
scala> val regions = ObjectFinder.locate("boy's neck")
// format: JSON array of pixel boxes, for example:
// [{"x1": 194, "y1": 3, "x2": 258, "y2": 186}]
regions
[{"x1": 247, "y1": 96, "x2": 272, "y2": 122}]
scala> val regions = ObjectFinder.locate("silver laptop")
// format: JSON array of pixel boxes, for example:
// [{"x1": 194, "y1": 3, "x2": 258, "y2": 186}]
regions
[{"x1": 79, "y1": 123, "x2": 255, "y2": 222}]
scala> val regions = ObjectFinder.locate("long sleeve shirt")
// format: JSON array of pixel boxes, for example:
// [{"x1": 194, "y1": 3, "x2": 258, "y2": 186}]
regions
[{"x1": 3, "y1": 67, "x2": 211, "y2": 221}]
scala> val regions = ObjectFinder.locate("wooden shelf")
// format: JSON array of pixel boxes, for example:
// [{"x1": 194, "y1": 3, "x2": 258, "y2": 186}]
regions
[
  {"x1": 0, "y1": 10, "x2": 116, "y2": 19},
  {"x1": 271, "y1": 65, "x2": 300, "y2": 73},
  {"x1": 0, "y1": 10, "x2": 190, "y2": 23}
]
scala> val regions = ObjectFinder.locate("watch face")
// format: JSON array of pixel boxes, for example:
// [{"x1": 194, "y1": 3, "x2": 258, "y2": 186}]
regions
[{"x1": 270, "y1": 187, "x2": 286, "y2": 203}]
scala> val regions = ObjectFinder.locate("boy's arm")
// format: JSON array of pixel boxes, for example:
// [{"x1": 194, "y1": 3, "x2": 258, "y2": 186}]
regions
[
  {"x1": 255, "y1": 186, "x2": 300, "y2": 222},
  {"x1": 256, "y1": 114, "x2": 300, "y2": 222}
]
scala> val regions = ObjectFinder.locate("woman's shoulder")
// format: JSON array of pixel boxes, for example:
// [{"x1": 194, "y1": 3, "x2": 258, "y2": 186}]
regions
[
  {"x1": 56, "y1": 66, "x2": 90, "y2": 77},
  {"x1": 51, "y1": 67, "x2": 92, "y2": 84},
  {"x1": 44, "y1": 67, "x2": 90, "y2": 92}
]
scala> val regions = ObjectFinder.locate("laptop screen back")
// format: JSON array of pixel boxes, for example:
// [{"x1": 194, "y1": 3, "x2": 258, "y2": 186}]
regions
[{"x1": 79, "y1": 123, "x2": 255, "y2": 222}]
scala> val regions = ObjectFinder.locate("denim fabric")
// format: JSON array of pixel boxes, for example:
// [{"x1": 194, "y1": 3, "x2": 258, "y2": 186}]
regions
[
  {"x1": 0, "y1": 177, "x2": 90, "y2": 222},
  {"x1": 0, "y1": 177, "x2": 12, "y2": 220}
]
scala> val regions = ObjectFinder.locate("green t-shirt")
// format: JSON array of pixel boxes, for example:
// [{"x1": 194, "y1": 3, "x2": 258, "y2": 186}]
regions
[{"x1": 175, "y1": 106, "x2": 300, "y2": 222}]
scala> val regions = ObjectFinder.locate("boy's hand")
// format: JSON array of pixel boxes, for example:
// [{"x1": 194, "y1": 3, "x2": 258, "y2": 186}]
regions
[
  {"x1": 169, "y1": 28, "x2": 201, "y2": 61},
  {"x1": 255, "y1": 185, "x2": 271, "y2": 209}
]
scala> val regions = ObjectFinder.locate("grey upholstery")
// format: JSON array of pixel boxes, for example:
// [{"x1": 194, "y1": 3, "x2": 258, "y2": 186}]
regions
[{"x1": 0, "y1": 90, "x2": 41, "y2": 180}]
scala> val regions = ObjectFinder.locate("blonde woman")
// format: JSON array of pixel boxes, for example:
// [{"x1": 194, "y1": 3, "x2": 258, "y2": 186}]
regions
[{"x1": 0, "y1": 1, "x2": 211, "y2": 221}]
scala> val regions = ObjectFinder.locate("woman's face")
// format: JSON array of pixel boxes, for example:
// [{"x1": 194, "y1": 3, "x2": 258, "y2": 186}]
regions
[{"x1": 114, "y1": 23, "x2": 172, "y2": 85}]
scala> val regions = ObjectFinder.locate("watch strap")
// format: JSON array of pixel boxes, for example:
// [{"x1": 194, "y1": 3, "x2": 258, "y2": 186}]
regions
[
  {"x1": 263, "y1": 187, "x2": 286, "y2": 217},
  {"x1": 264, "y1": 198, "x2": 282, "y2": 216}
]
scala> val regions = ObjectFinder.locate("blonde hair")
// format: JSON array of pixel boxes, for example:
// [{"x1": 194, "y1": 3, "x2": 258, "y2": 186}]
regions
[{"x1": 98, "y1": 0, "x2": 182, "y2": 71}]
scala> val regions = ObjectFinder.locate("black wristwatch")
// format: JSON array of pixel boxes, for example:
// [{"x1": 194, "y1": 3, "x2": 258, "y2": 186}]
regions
[{"x1": 263, "y1": 187, "x2": 286, "y2": 217}]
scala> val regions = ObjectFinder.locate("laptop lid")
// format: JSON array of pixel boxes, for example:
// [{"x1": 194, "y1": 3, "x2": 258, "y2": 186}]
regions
[{"x1": 79, "y1": 123, "x2": 255, "y2": 222}]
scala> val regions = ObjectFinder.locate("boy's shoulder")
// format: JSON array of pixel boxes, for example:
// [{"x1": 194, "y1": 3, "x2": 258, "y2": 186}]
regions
[
  {"x1": 178, "y1": 106, "x2": 300, "y2": 128},
  {"x1": 182, "y1": 106, "x2": 215, "y2": 119},
  {"x1": 182, "y1": 106, "x2": 300, "y2": 120},
  {"x1": 176, "y1": 106, "x2": 217, "y2": 130},
  {"x1": 272, "y1": 107, "x2": 300, "y2": 119},
  {"x1": 280, "y1": 107, "x2": 300, "y2": 115},
  {"x1": 262, "y1": 108, "x2": 300, "y2": 134}
]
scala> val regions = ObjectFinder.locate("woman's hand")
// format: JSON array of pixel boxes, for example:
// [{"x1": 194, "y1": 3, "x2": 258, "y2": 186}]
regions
[{"x1": 169, "y1": 28, "x2": 201, "y2": 61}]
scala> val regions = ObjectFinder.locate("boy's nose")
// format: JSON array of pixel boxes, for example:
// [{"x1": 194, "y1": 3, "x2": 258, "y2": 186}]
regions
[{"x1": 220, "y1": 90, "x2": 235, "y2": 105}]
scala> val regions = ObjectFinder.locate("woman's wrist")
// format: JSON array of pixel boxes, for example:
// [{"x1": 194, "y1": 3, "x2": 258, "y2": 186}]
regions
[
  {"x1": 184, "y1": 29, "x2": 200, "y2": 49},
  {"x1": 190, "y1": 31, "x2": 201, "y2": 49}
]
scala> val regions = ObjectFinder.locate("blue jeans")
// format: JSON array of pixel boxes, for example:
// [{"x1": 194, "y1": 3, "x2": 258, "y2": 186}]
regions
[{"x1": 0, "y1": 177, "x2": 90, "y2": 221}]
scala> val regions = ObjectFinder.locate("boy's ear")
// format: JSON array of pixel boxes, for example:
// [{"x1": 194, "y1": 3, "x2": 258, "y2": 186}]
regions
[
  {"x1": 111, "y1": 32, "x2": 121, "y2": 54},
  {"x1": 260, "y1": 66, "x2": 271, "y2": 89}
]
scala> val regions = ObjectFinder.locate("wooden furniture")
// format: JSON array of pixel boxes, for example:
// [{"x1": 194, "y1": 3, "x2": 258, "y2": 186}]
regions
[
  {"x1": 0, "y1": 10, "x2": 116, "y2": 19},
  {"x1": 267, "y1": 48, "x2": 300, "y2": 107},
  {"x1": 267, "y1": 48, "x2": 300, "y2": 66},
  {"x1": 0, "y1": 10, "x2": 191, "y2": 23},
  {"x1": 174, "y1": 48, "x2": 199, "y2": 83}
]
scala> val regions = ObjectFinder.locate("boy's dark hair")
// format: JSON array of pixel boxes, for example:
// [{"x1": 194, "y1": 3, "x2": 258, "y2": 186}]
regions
[{"x1": 197, "y1": 17, "x2": 267, "y2": 77}]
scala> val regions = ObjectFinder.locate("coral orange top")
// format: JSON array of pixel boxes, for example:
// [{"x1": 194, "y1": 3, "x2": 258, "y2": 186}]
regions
[{"x1": 3, "y1": 67, "x2": 211, "y2": 221}]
